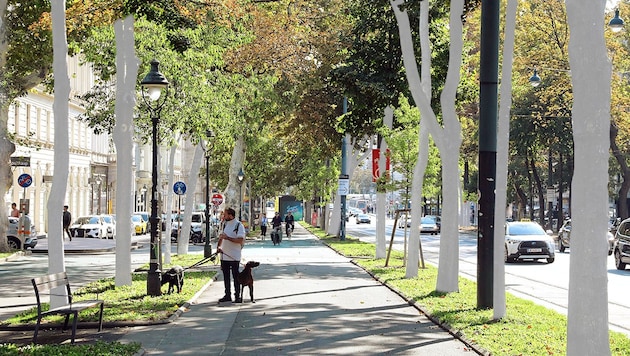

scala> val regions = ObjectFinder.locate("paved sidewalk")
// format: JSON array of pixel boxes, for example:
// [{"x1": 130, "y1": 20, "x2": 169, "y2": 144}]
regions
[{"x1": 118, "y1": 224, "x2": 479, "y2": 355}]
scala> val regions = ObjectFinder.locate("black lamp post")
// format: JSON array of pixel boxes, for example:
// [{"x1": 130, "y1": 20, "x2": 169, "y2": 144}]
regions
[
  {"x1": 237, "y1": 168, "x2": 245, "y2": 222},
  {"x1": 201, "y1": 129, "x2": 215, "y2": 258},
  {"x1": 140, "y1": 59, "x2": 169, "y2": 297}
]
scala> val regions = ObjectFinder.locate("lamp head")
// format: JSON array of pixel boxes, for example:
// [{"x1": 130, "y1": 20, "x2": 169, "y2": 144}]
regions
[
  {"x1": 141, "y1": 59, "x2": 169, "y2": 101},
  {"x1": 610, "y1": 8, "x2": 624, "y2": 33},
  {"x1": 529, "y1": 68, "x2": 541, "y2": 87},
  {"x1": 237, "y1": 168, "x2": 245, "y2": 183}
]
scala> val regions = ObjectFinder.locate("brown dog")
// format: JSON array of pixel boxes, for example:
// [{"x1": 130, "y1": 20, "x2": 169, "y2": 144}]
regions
[{"x1": 237, "y1": 261, "x2": 260, "y2": 303}]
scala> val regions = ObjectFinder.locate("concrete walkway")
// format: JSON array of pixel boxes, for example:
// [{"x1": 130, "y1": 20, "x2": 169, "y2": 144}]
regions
[{"x1": 117, "y1": 224, "x2": 479, "y2": 355}]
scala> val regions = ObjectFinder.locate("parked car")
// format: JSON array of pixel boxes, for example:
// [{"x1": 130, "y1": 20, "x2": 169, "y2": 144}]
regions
[
  {"x1": 504, "y1": 221, "x2": 555, "y2": 264},
  {"x1": 69, "y1": 215, "x2": 109, "y2": 239},
  {"x1": 420, "y1": 216, "x2": 440, "y2": 235},
  {"x1": 355, "y1": 213, "x2": 371, "y2": 224},
  {"x1": 6, "y1": 217, "x2": 37, "y2": 249},
  {"x1": 171, "y1": 212, "x2": 205, "y2": 243},
  {"x1": 100, "y1": 214, "x2": 116, "y2": 239},
  {"x1": 558, "y1": 219, "x2": 614, "y2": 255},
  {"x1": 425, "y1": 215, "x2": 441, "y2": 233},
  {"x1": 131, "y1": 214, "x2": 148, "y2": 235},
  {"x1": 613, "y1": 217, "x2": 630, "y2": 270}
]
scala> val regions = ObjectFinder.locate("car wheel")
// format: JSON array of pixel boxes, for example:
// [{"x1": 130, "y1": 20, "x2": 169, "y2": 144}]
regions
[
  {"x1": 504, "y1": 247, "x2": 511, "y2": 263},
  {"x1": 7, "y1": 238, "x2": 19, "y2": 250},
  {"x1": 547, "y1": 257, "x2": 555, "y2": 264},
  {"x1": 615, "y1": 249, "x2": 626, "y2": 270}
]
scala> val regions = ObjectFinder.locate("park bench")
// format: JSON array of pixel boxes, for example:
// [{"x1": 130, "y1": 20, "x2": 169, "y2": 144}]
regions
[{"x1": 31, "y1": 271, "x2": 104, "y2": 344}]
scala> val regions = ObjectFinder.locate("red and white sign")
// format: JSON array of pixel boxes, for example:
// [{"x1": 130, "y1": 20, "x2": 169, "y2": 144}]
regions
[
  {"x1": 211, "y1": 193, "x2": 224, "y2": 206},
  {"x1": 372, "y1": 149, "x2": 391, "y2": 182}
]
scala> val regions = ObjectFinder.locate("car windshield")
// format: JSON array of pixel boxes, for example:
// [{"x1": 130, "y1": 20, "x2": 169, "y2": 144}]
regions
[
  {"x1": 421, "y1": 216, "x2": 436, "y2": 224},
  {"x1": 192, "y1": 214, "x2": 203, "y2": 223},
  {"x1": 132, "y1": 215, "x2": 142, "y2": 222},
  {"x1": 507, "y1": 223, "x2": 546, "y2": 235},
  {"x1": 102, "y1": 216, "x2": 113, "y2": 223},
  {"x1": 76, "y1": 216, "x2": 100, "y2": 224}
]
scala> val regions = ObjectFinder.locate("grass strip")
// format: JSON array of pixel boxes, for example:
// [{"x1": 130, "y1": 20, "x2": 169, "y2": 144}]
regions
[
  {"x1": 0, "y1": 254, "x2": 216, "y2": 355},
  {"x1": 304, "y1": 224, "x2": 630, "y2": 356}
]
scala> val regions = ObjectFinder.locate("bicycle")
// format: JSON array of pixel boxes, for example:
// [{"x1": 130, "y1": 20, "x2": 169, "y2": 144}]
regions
[{"x1": 286, "y1": 224, "x2": 293, "y2": 240}]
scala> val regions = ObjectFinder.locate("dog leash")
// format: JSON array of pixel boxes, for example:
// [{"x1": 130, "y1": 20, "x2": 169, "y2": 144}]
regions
[{"x1": 184, "y1": 252, "x2": 219, "y2": 271}]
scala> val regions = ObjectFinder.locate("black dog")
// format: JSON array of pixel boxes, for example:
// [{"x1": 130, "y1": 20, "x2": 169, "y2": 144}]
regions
[
  {"x1": 237, "y1": 261, "x2": 260, "y2": 303},
  {"x1": 161, "y1": 265, "x2": 184, "y2": 294}
]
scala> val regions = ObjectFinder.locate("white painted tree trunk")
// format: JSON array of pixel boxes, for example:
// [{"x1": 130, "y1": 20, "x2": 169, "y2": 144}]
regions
[
  {"x1": 163, "y1": 143, "x2": 179, "y2": 265},
  {"x1": 225, "y1": 134, "x2": 246, "y2": 218},
  {"x1": 392, "y1": 0, "x2": 464, "y2": 292},
  {"x1": 113, "y1": 16, "x2": 139, "y2": 286},
  {"x1": 566, "y1": 1, "x2": 611, "y2": 354},
  {"x1": 177, "y1": 143, "x2": 203, "y2": 255},
  {"x1": 376, "y1": 107, "x2": 393, "y2": 258},
  {"x1": 493, "y1": 0, "x2": 518, "y2": 319},
  {"x1": 48, "y1": 0, "x2": 69, "y2": 308},
  {"x1": 0, "y1": 0, "x2": 13, "y2": 253}
]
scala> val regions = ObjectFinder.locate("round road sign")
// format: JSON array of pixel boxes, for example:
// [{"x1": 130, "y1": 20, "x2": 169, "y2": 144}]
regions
[
  {"x1": 18, "y1": 173, "x2": 33, "y2": 188},
  {"x1": 173, "y1": 181, "x2": 187, "y2": 195},
  {"x1": 211, "y1": 193, "x2": 224, "y2": 206}
]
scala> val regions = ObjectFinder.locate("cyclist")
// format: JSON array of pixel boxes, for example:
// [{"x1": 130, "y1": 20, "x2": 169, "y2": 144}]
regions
[
  {"x1": 271, "y1": 212, "x2": 283, "y2": 245},
  {"x1": 285, "y1": 211, "x2": 295, "y2": 239}
]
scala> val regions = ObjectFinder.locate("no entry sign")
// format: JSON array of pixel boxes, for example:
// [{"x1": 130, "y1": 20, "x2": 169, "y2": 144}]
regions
[{"x1": 211, "y1": 193, "x2": 223, "y2": 206}]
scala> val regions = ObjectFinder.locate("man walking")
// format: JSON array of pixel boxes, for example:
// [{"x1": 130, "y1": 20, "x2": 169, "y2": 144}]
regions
[
  {"x1": 63, "y1": 205, "x2": 72, "y2": 241},
  {"x1": 10, "y1": 203, "x2": 19, "y2": 218},
  {"x1": 217, "y1": 207, "x2": 245, "y2": 303}
]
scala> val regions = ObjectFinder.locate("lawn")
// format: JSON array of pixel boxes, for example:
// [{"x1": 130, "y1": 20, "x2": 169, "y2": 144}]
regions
[
  {"x1": 305, "y1": 224, "x2": 630, "y2": 356},
  {"x1": 0, "y1": 254, "x2": 216, "y2": 355}
]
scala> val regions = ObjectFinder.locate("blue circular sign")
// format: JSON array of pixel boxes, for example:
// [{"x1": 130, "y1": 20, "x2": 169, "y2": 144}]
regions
[
  {"x1": 173, "y1": 181, "x2": 187, "y2": 195},
  {"x1": 17, "y1": 173, "x2": 32, "y2": 188}
]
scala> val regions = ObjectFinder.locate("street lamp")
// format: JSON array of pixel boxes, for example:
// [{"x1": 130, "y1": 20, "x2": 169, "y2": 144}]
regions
[
  {"x1": 140, "y1": 59, "x2": 169, "y2": 297},
  {"x1": 200, "y1": 129, "x2": 215, "y2": 258},
  {"x1": 237, "y1": 168, "x2": 245, "y2": 222}
]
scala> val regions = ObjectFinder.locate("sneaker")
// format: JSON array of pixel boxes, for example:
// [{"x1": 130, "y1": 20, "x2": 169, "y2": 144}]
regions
[
  {"x1": 218, "y1": 295, "x2": 231, "y2": 303},
  {"x1": 234, "y1": 297, "x2": 243, "y2": 303}
]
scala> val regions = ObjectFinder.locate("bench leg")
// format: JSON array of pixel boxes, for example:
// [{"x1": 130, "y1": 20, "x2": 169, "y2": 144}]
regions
[
  {"x1": 63, "y1": 314, "x2": 70, "y2": 330},
  {"x1": 33, "y1": 316, "x2": 42, "y2": 344},
  {"x1": 70, "y1": 311, "x2": 79, "y2": 344},
  {"x1": 98, "y1": 303, "x2": 104, "y2": 331}
]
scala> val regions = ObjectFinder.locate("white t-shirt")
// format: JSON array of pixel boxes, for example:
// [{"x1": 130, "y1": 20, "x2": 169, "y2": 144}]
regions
[{"x1": 221, "y1": 219, "x2": 245, "y2": 262}]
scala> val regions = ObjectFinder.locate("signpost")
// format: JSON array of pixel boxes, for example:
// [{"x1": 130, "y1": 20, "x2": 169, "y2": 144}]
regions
[{"x1": 173, "y1": 181, "x2": 186, "y2": 242}]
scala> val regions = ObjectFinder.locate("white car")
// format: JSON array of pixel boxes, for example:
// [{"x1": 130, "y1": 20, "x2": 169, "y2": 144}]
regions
[
  {"x1": 6, "y1": 217, "x2": 38, "y2": 249},
  {"x1": 100, "y1": 214, "x2": 116, "y2": 239},
  {"x1": 504, "y1": 221, "x2": 555, "y2": 264},
  {"x1": 69, "y1": 215, "x2": 109, "y2": 239}
]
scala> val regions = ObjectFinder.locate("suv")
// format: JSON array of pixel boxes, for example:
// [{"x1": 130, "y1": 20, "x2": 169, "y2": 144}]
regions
[
  {"x1": 613, "y1": 217, "x2": 630, "y2": 270},
  {"x1": 171, "y1": 212, "x2": 205, "y2": 243},
  {"x1": 504, "y1": 221, "x2": 555, "y2": 264},
  {"x1": 6, "y1": 217, "x2": 38, "y2": 249}
]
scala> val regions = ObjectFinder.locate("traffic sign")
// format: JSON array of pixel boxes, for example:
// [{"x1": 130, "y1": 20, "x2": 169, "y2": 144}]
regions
[
  {"x1": 211, "y1": 193, "x2": 224, "y2": 206},
  {"x1": 17, "y1": 173, "x2": 32, "y2": 188},
  {"x1": 173, "y1": 181, "x2": 187, "y2": 195}
]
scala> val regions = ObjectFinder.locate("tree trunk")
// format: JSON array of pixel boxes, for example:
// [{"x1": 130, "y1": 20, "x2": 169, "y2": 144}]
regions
[
  {"x1": 566, "y1": 1, "x2": 611, "y2": 354},
  {"x1": 113, "y1": 16, "x2": 139, "y2": 286},
  {"x1": 0, "y1": 1, "x2": 14, "y2": 253}
]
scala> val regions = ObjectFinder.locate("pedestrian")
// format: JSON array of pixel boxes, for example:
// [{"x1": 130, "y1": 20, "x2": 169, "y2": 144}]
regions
[
  {"x1": 285, "y1": 211, "x2": 295, "y2": 236},
  {"x1": 217, "y1": 207, "x2": 245, "y2": 303},
  {"x1": 260, "y1": 214, "x2": 268, "y2": 239},
  {"x1": 63, "y1": 205, "x2": 72, "y2": 241},
  {"x1": 10, "y1": 203, "x2": 19, "y2": 218}
]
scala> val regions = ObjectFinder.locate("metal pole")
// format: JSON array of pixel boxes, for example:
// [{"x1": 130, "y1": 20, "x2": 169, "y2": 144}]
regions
[
  {"x1": 147, "y1": 113, "x2": 162, "y2": 296},
  {"x1": 239, "y1": 183, "x2": 243, "y2": 222},
  {"x1": 204, "y1": 153, "x2": 212, "y2": 258},
  {"x1": 548, "y1": 148, "x2": 553, "y2": 231},
  {"x1": 340, "y1": 97, "x2": 348, "y2": 241},
  {"x1": 477, "y1": 0, "x2": 499, "y2": 309}
]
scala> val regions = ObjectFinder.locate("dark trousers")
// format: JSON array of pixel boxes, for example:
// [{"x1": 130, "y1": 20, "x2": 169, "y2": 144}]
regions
[
  {"x1": 261, "y1": 225, "x2": 267, "y2": 236},
  {"x1": 221, "y1": 260, "x2": 240, "y2": 298},
  {"x1": 64, "y1": 226, "x2": 72, "y2": 240}
]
